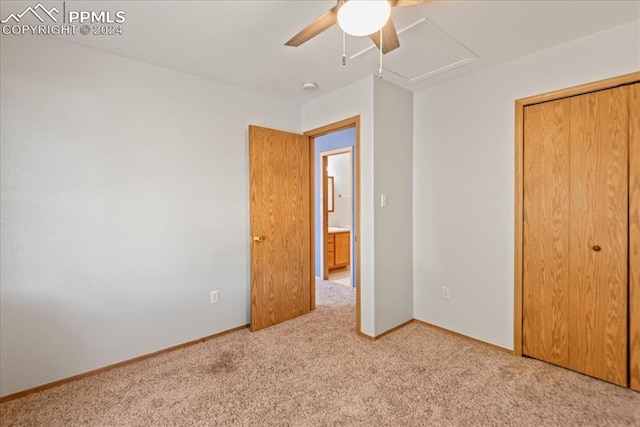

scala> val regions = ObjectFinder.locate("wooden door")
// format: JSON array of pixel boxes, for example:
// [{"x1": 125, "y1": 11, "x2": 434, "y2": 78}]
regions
[
  {"x1": 523, "y1": 86, "x2": 629, "y2": 386},
  {"x1": 249, "y1": 125, "x2": 312, "y2": 332},
  {"x1": 630, "y1": 83, "x2": 640, "y2": 391},
  {"x1": 522, "y1": 98, "x2": 571, "y2": 368},
  {"x1": 567, "y1": 87, "x2": 628, "y2": 386}
]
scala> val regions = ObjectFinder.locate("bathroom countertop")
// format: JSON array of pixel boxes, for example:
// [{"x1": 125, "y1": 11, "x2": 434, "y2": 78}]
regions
[{"x1": 328, "y1": 227, "x2": 350, "y2": 233}]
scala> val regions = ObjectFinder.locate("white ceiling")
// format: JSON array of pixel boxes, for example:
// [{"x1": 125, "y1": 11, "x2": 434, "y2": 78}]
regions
[{"x1": 2, "y1": 0, "x2": 639, "y2": 101}]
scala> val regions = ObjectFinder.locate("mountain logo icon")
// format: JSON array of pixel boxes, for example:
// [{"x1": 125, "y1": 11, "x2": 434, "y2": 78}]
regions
[{"x1": 1, "y1": 3, "x2": 59, "y2": 24}]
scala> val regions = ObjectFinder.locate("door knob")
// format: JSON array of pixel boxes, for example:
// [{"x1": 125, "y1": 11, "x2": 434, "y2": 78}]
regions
[
  {"x1": 592, "y1": 245, "x2": 601, "y2": 252},
  {"x1": 253, "y1": 236, "x2": 265, "y2": 242}
]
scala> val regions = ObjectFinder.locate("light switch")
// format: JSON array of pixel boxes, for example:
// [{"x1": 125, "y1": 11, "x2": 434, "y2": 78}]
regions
[{"x1": 380, "y1": 194, "x2": 387, "y2": 207}]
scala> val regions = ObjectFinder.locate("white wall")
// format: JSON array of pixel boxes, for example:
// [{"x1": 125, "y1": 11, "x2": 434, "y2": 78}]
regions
[
  {"x1": 373, "y1": 79, "x2": 414, "y2": 335},
  {"x1": 413, "y1": 20, "x2": 640, "y2": 349},
  {"x1": 302, "y1": 76, "x2": 376, "y2": 336},
  {"x1": 327, "y1": 153, "x2": 351, "y2": 228},
  {"x1": 0, "y1": 36, "x2": 300, "y2": 397}
]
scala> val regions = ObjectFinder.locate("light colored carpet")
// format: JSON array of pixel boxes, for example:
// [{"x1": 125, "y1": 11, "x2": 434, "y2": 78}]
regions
[{"x1": 1, "y1": 280, "x2": 639, "y2": 426}]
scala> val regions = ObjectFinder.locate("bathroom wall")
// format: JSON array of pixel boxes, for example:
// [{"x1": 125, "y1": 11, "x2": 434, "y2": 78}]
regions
[{"x1": 327, "y1": 152, "x2": 352, "y2": 229}]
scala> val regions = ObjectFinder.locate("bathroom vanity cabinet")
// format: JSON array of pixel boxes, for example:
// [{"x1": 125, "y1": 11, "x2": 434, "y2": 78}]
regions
[{"x1": 327, "y1": 230, "x2": 350, "y2": 270}]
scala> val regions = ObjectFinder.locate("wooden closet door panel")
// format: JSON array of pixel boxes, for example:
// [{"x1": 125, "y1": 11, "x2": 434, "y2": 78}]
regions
[
  {"x1": 630, "y1": 82, "x2": 640, "y2": 392},
  {"x1": 568, "y1": 87, "x2": 628, "y2": 386},
  {"x1": 522, "y1": 99, "x2": 570, "y2": 367}
]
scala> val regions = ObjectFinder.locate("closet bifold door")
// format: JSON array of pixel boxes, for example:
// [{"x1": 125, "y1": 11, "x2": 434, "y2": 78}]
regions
[
  {"x1": 567, "y1": 86, "x2": 628, "y2": 387},
  {"x1": 523, "y1": 86, "x2": 629, "y2": 387},
  {"x1": 522, "y1": 98, "x2": 571, "y2": 368},
  {"x1": 631, "y1": 82, "x2": 640, "y2": 392}
]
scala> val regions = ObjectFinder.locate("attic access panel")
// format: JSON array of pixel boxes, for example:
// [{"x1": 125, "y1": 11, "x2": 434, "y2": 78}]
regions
[{"x1": 351, "y1": 18, "x2": 478, "y2": 87}]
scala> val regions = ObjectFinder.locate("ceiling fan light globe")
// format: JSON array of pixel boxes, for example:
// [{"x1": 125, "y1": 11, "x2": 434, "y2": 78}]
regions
[{"x1": 337, "y1": 0, "x2": 391, "y2": 37}]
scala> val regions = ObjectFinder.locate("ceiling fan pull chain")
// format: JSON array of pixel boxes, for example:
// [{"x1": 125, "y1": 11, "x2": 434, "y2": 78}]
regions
[
  {"x1": 342, "y1": 30, "x2": 346, "y2": 66},
  {"x1": 378, "y1": 28, "x2": 384, "y2": 79}
]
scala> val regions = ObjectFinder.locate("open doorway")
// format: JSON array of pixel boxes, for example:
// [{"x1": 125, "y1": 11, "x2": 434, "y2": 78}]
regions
[
  {"x1": 314, "y1": 128, "x2": 357, "y2": 291},
  {"x1": 305, "y1": 117, "x2": 361, "y2": 333},
  {"x1": 321, "y1": 149, "x2": 354, "y2": 288}
]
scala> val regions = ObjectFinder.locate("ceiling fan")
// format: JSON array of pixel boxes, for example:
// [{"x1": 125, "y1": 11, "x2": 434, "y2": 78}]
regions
[{"x1": 285, "y1": 0, "x2": 431, "y2": 55}]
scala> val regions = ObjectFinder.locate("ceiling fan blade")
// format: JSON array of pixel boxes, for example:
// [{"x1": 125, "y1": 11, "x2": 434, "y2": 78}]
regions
[
  {"x1": 369, "y1": 19, "x2": 400, "y2": 54},
  {"x1": 285, "y1": 6, "x2": 338, "y2": 47},
  {"x1": 390, "y1": 0, "x2": 431, "y2": 7}
]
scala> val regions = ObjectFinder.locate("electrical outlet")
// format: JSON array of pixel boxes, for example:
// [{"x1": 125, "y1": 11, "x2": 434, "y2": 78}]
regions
[
  {"x1": 210, "y1": 290, "x2": 219, "y2": 304},
  {"x1": 441, "y1": 286, "x2": 450, "y2": 300}
]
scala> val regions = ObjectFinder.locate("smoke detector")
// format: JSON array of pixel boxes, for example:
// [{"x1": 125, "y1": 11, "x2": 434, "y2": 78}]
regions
[{"x1": 302, "y1": 82, "x2": 318, "y2": 91}]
